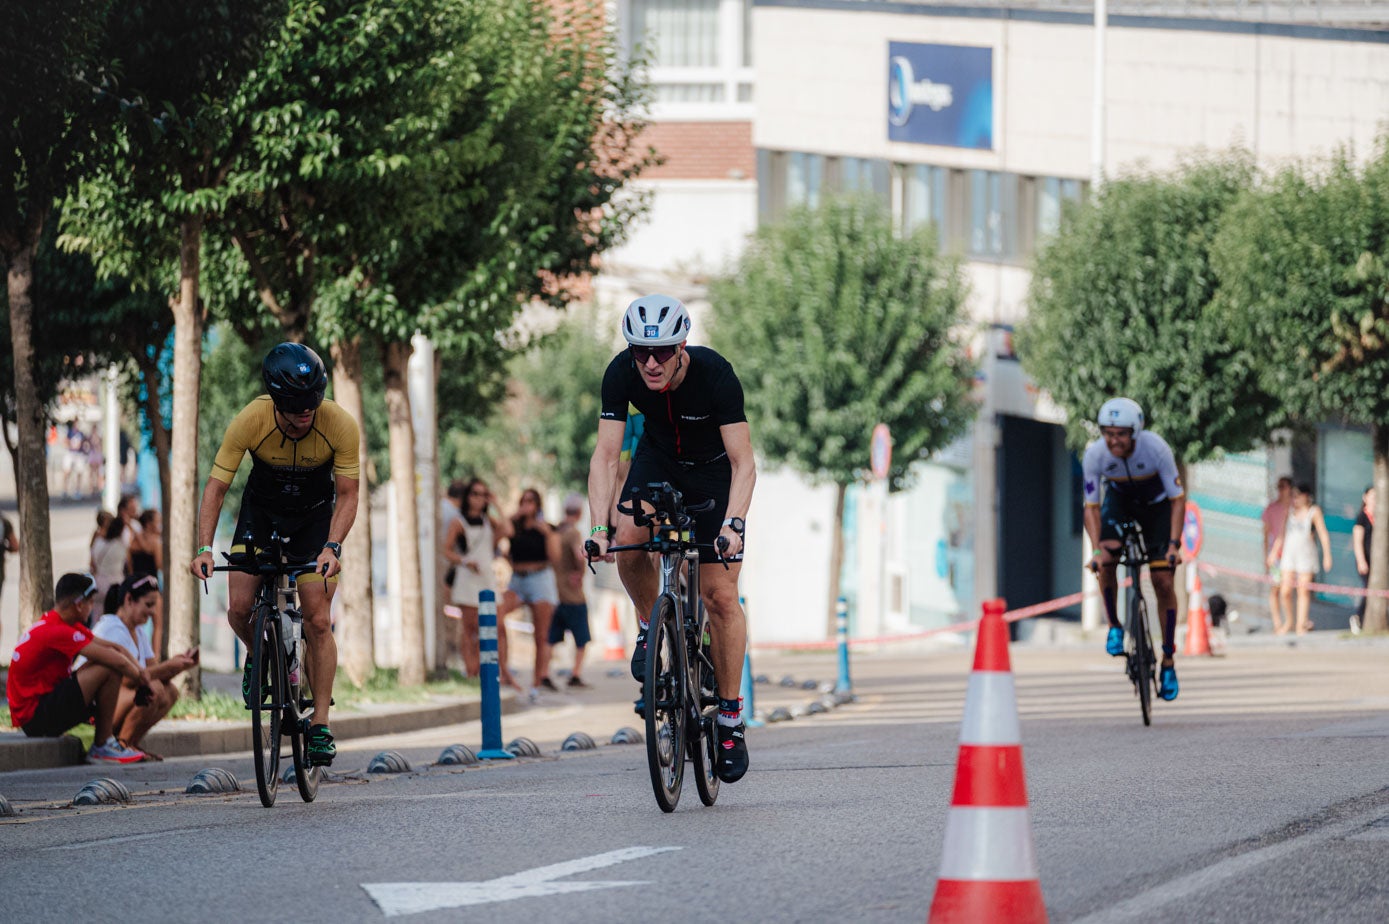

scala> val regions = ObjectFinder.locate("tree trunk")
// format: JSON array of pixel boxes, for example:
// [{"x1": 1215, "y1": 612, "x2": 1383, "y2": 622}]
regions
[
  {"x1": 140, "y1": 356, "x2": 174, "y2": 659},
  {"x1": 383, "y1": 339, "x2": 425, "y2": 686},
  {"x1": 1363, "y1": 423, "x2": 1389, "y2": 634},
  {"x1": 167, "y1": 216, "x2": 204, "y2": 697},
  {"x1": 331, "y1": 336, "x2": 376, "y2": 685},
  {"x1": 5, "y1": 223, "x2": 56, "y2": 625},
  {"x1": 825, "y1": 481, "x2": 847, "y2": 639}
]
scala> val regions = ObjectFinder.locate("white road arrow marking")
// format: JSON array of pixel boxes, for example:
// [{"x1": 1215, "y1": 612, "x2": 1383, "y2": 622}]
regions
[{"x1": 362, "y1": 846, "x2": 682, "y2": 917}]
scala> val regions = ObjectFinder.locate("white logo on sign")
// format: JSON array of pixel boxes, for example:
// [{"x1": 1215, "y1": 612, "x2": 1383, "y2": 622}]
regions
[
  {"x1": 363, "y1": 846, "x2": 682, "y2": 917},
  {"x1": 889, "y1": 55, "x2": 954, "y2": 127}
]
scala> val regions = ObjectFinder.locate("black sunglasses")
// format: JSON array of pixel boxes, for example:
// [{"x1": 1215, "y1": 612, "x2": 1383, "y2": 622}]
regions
[{"x1": 630, "y1": 344, "x2": 679, "y2": 365}]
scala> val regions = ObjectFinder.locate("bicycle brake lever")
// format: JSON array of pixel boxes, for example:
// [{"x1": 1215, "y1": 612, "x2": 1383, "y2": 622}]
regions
[
  {"x1": 715, "y1": 536, "x2": 730, "y2": 570},
  {"x1": 583, "y1": 540, "x2": 600, "y2": 574}
]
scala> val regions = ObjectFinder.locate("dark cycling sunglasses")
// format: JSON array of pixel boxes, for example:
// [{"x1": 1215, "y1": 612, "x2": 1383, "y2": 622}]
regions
[{"x1": 630, "y1": 344, "x2": 679, "y2": 365}]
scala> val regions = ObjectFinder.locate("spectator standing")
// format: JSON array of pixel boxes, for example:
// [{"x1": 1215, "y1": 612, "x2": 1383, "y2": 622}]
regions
[
  {"x1": 62, "y1": 422, "x2": 86, "y2": 498},
  {"x1": 90, "y1": 513, "x2": 128, "y2": 603},
  {"x1": 6, "y1": 572, "x2": 148, "y2": 763},
  {"x1": 1270, "y1": 482, "x2": 1333, "y2": 636},
  {"x1": 443, "y1": 478, "x2": 516, "y2": 685},
  {"x1": 498, "y1": 488, "x2": 560, "y2": 700},
  {"x1": 550, "y1": 493, "x2": 593, "y2": 688},
  {"x1": 1351, "y1": 485, "x2": 1375, "y2": 635},
  {"x1": 1261, "y1": 476, "x2": 1293, "y2": 634},
  {"x1": 74, "y1": 574, "x2": 195, "y2": 757},
  {"x1": 127, "y1": 508, "x2": 164, "y2": 655},
  {"x1": 116, "y1": 493, "x2": 143, "y2": 545},
  {"x1": 86, "y1": 432, "x2": 105, "y2": 497}
]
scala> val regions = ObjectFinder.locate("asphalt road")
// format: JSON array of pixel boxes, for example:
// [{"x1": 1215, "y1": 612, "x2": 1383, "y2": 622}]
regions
[{"x1": 3, "y1": 640, "x2": 1388, "y2": 923}]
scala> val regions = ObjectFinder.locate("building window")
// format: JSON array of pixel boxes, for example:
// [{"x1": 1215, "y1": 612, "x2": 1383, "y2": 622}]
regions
[
  {"x1": 621, "y1": 0, "x2": 754, "y2": 117},
  {"x1": 968, "y1": 170, "x2": 1016, "y2": 259},
  {"x1": 837, "y1": 157, "x2": 890, "y2": 202},
  {"x1": 787, "y1": 152, "x2": 824, "y2": 210},
  {"x1": 1037, "y1": 177, "x2": 1083, "y2": 240},
  {"x1": 899, "y1": 164, "x2": 947, "y2": 236}
]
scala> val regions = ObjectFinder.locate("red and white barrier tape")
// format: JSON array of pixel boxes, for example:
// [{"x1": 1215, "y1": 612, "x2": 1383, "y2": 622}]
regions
[{"x1": 1196, "y1": 559, "x2": 1389, "y2": 599}]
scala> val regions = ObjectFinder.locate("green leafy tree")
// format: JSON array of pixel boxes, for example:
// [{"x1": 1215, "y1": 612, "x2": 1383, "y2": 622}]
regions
[
  {"x1": 1, "y1": 0, "x2": 113, "y2": 620},
  {"x1": 709, "y1": 196, "x2": 976, "y2": 635},
  {"x1": 1211, "y1": 142, "x2": 1389, "y2": 632},
  {"x1": 1017, "y1": 153, "x2": 1272, "y2": 466}
]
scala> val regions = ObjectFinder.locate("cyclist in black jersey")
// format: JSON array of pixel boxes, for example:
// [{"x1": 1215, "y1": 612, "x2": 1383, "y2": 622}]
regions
[
  {"x1": 190, "y1": 343, "x2": 361, "y2": 765},
  {"x1": 586, "y1": 294, "x2": 756, "y2": 783}
]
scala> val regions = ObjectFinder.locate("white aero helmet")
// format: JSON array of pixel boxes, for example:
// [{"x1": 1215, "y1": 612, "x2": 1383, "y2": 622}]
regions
[
  {"x1": 622, "y1": 294, "x2": 691, "y2": 347},
  {"x1": 1097, "y1": 397, "x2": 1144, "y2": 433}
]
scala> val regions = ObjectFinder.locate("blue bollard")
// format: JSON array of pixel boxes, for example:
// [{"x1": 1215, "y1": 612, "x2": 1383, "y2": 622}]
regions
[
  {"x1": 475, "y1": 590, "x2": 514, "y2": 760},
  {"x1": 835, "y1": 596, "x2": 852, "y2": 693},
  {"x1": 739, "y1": 596, "x2": 764, "y2": 727}
]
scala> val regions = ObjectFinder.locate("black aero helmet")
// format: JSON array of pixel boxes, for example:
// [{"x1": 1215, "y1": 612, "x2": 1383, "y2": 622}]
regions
[{"x1": 262, "y1": 342, "x2": 327, "y2": 413}]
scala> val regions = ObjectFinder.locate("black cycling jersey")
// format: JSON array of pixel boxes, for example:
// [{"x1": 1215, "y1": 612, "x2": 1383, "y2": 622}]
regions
[{"x1": 600, "y1": 346, "x2": 746, "y2": 463}]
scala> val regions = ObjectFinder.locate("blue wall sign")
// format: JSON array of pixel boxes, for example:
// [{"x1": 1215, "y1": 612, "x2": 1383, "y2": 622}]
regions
[{"x1": 887, "y1": 42, "x2": 993, "y2": 150}]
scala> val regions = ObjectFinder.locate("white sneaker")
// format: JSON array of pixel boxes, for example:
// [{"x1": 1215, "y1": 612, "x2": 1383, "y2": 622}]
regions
[
  {"x1": 89, "y1": 736, "x2": 145, "y2": 764},
  {"x1": 1349, "y1": 614, "x2": 1362, "y2": 636}
]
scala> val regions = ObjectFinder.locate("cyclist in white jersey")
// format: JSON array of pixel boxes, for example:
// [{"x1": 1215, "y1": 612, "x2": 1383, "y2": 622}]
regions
[{"x1": 1082, "y1": 397, "x2": 1186, "y2": 701}]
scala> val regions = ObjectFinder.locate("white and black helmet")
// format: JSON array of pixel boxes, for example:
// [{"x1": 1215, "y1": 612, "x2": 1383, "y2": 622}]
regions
[
  {"x1": 621, "y1": 294, "x2": 691, "y2": 347},
  {"x1": 1097, "y1": 397, "x2": 1144, "y2": 433}
]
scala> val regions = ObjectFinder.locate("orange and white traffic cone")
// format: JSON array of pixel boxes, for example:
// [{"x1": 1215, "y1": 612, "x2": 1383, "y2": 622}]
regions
[
  {"x1": 1184, "y1": 568, "x2": 1212, "y2": 656},
  {"x1": 602, "y1": 602, "x2": 625, "y2": 661},
  {"x1": 928, "y1": 598, "x2": 1047, "y2": 924}
]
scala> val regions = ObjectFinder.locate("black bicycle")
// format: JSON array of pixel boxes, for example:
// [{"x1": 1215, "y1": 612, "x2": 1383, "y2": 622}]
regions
[
  {"x1": 587, "y1": 482, "x2": 728, "y2": 813},
  {"x1": 1113, "y1": 519, "x2": 1159, "y2": 726},
  {"x1": 211, "y1": 536, "x2": 323, "y2": 806}
]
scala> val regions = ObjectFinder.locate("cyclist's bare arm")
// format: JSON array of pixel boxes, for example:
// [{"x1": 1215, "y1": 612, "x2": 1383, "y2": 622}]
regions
[
  {"x1": 587, "y1": 419, "x2": 626, "y2": 559},
  {"x1": 316, "y1": 474, "x2": 359, "y2": 578},
  {"x1": 1166, "y1": 494, "x2": 1186, "y2": 566},
  {"x1": 719, "y1": 422, "x2": 756, "y2": 557},
  {"x1": 192, "y1": 476, "x2": 231, "y2": 578}
]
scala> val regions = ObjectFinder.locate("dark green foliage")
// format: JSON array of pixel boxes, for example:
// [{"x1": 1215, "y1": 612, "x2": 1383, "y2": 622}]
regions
[
  {"x1": 1018, "y1": 153, "x2": 1272, "y2": 460},
  {"x1": 709, "y1": 196, "x2": 976, "y2": 489}
]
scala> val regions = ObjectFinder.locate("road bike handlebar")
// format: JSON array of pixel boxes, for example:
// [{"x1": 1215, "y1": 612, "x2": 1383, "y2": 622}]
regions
[{"x1": 586, "y1": 480, "x2": 730, "y2": 572}]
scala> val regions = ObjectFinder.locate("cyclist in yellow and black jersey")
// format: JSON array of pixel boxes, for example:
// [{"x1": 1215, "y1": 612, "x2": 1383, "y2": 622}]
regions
[{"x1": 191, "y1": 343, "x2": 360, "y2": 765}]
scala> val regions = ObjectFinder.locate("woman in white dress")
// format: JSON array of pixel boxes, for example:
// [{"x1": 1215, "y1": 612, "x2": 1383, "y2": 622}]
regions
[
  {"x1": 443, "y1": 478, "x2": 516, "y2": 685},
  {"x1": 1269, "y1": 482, "x2": 1332, "y2": 635},
  {"x1": 90, "y1": 513, "x2": 128, "y2": 606}
]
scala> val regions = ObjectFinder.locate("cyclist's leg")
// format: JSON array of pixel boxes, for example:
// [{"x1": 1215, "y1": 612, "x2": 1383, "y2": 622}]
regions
[
  {"x1": 1142, "y1": 499, "x2": 1178, "y2": 661},
  {"x1": 226, "y1": 505, "x2": 268, "y2": 646},
  {"x1": 613, "y1": 447, "x2": 667, "y2": 622},
  {"x1": 298, "y1": 578, "x2": 338, "y2": 726},
  {"x1": 1096, "y1": 493, "x2": 1126, "y2": 629},
  {"x1": 699, "y1": 562, "x2": 746, "y2": 699}
]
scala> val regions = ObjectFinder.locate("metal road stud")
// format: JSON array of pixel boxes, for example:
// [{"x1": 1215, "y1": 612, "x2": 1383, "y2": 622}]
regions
[
  {"x1": 0, "y1": 793, "x2": 13, "y2": 816},
  {"x1": 767, "y1": 707, "x2": 793, "y2": 723},
  {"x1": 437, "y1": 744, "x2": 478, "y2": 766},
  {"x1": 74, "y1": 778, "x2": 131, "y2": 806},
  {"x1": 561, "y1": 732, "x2": 596, "y2": 751},
  {"x1": 186, "y1": 767, "x2": 241, "y2": 794},
  {"x1": 505, "y1": 737, "x2": 540, "y2": 758},
  {"x1": 367, "y1": 751, "x2": 412, "y2": 774},
  {"x1": 610, "y1": 727, "x2": 643, "y2": 745},
  {"x1": 928, "y1": 598, "x2": 1047, "y2": 924}
]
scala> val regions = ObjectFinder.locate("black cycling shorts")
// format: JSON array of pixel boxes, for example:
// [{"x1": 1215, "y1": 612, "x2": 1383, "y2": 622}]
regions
[
  {"x1": 1099, "y1": 492, "x2": 1173, "y2": 569},
  {"x1": 231, "y1": 503, "x2": 335, "y2": 584},
  {"x1": 23, "y1": 675, "x2": 94, "y2": 738},
  {"x1": 621, "y1": 445, "x2": 743, "y2": 564}
]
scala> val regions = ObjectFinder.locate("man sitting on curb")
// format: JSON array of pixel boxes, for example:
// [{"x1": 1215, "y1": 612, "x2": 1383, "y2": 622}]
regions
[
  {"x1": 74, "y1": 573, "x2": 197, "y2": 760},
  {"x1": 7, "y1": 572, "x2": 151, "y2": 763}
]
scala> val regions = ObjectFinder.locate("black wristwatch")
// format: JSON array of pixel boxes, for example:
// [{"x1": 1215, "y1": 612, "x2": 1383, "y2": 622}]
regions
[
  {"x1": 722, "y1": 517, "x2": 745, "y2": 536},
  {"x1": 323, "y1": 541, "x2": 343, "y2": 557}
]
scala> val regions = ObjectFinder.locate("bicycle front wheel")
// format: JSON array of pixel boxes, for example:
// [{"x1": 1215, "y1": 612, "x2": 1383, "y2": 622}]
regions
[
  {"x1": 1129, "y1": 591, "x2": 1154, "y2": 727},
  {"x1": 644, "y1": 593, "x2": 686, "y2": 813},
  {"x1": 691, "y1": 616, "x2": 720, "y2": 807},
  {"x1": 251, "y1": 607, "x2": 283, "y2": 807},
  {"x1": 288, "y1": 660, "x2": 320, "y2": 803}
]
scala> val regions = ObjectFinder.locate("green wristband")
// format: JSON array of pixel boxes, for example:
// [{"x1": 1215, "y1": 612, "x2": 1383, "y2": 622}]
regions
[
  {"x1": 197, "y1": 545, "x2": 213, "y2": 555},
  {"x1": 590, "y1": 525, "x2": 609, "y2": 536}
]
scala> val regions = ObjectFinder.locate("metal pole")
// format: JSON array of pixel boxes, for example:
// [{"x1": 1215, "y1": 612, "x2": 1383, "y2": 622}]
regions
[
  {"x1": 835, "y1": 596, "x2": 853, "y2": 695},
  {"x1": 1092, "y1": 0, "x2": 1108, "y2": 190},
  {"x1": 476, "y1": 590, "x2": 514, "y2": 759},
  {"x1": 102, "y1": 365, "x2": 121, "y2": 513}
]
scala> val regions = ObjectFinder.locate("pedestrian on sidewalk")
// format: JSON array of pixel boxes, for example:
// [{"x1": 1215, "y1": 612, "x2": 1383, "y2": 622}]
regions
[
  {"x1": 1262, "y1": 476, "x2": 1293, "y2": 634},
  {"x1": 1269, "y1": 482, "x2": 1333, "y2": 636},
  {"x1": 1352, "y1": 485, "x2": 1375, "y2": 634},
  {"x1": 90, "y1": 512, "x2": 128, "y2": 606},
  {"x1": 6, "y1": 572, "x2": 149, "y2": 763},
  {"x1": 499, "y1": 487, "x2": 561, "y2": 700},
  {"x1": 550, "y1": 493, "x2": 593, "y2": 689},
  {"x1": 443, "y1": 478, "x2": 515, "y2": 684},
  {"x1": 74, "y1": 574, "x2": 196, "y2": 758}
]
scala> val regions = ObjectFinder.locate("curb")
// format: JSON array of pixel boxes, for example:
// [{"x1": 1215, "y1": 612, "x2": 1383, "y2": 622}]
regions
[{"x1": 0, "y1": 693, "x2": 516, "y2": 772}]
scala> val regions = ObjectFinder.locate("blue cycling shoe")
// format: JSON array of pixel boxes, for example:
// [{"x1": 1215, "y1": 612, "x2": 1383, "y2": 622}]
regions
[
  {"x1": 1159, "y1": 664, "x2": 1179, "y2": 701},
  {"x1": 1105, "y1": 626, "x2": 1125, "y2": 657}
]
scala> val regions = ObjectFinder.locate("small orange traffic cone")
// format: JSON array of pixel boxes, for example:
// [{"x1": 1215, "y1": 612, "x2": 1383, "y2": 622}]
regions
[
  {"x1": 602, "y1": 602, "x2": 625, "y2": 661},
  {"x1": 928, "y1": 598, "x2": 1047, "y2": 924},
  {"x1": 1184, "y1": 568, "x2": 1212, "y2": 656}
]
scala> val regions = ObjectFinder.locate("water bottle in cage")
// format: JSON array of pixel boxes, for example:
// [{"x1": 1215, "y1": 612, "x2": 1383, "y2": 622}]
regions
[{"x1": 282, "y1": 608, "x2": 303, "y2": 684}]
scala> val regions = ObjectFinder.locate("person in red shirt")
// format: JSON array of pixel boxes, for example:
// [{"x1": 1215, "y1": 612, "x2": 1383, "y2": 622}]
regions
[{"x1": 7, "y1": 572, "x2": 152, "y2": 763}]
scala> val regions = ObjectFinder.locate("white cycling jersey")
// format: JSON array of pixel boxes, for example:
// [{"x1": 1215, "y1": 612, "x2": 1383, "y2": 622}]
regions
[{"x1": 1082, "y1": 430, "x2": 1183, "y2": 507}]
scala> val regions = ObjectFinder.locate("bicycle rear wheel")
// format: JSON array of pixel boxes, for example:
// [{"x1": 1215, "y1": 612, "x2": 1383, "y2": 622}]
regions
[
  {"x1": 250, "y1": 607, "x2": 283, "y2": 807},
  {"x1": 289, "y1": 664, "x2": 320, "y2": 803},
  {"x1": 690, "y1": 620, "x2": 720, "y2": 807},
  {"x1": 644, "y1": 593, "x2": 686, "y2": 813},
  {"x1": 1129, "y1": 591, "x2": 1154, "y2": 727}
]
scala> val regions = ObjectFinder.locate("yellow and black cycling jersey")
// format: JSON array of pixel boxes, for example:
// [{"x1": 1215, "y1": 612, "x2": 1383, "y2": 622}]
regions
[{"x1": 210, "y1": 396, "x2": 360, "y2": 514}]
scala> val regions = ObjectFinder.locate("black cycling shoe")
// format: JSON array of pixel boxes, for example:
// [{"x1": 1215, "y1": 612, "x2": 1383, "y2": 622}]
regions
[
  {"x1": 306, "y1": 724, "x2": 336, "y2": 767},
  {"x1": 715, "y1": 722, "x2": 749, "y2": 783},
  {"x1": 630, "y1": 627, "x2": 648, "y2": 681},
  {"x1": 633, "y1": 685, "x2": 646, "y2": 719}
]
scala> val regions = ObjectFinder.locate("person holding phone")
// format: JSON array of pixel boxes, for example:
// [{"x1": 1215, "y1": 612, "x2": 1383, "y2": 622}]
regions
[{"x1": 74, "y1": 573, "x2": 197, "y2": 759}]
